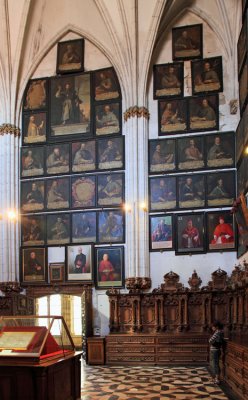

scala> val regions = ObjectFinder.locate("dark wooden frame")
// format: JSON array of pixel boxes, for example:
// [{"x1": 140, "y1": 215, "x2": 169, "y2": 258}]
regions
[
  {"x1": 153, "y1": 62, "x2": 184, "y2": 99},
  {"x1": 188, "y1": 94, "x2": 219, "y2": 133},
  {"x1": 45, "y1": 176, "x2": 70, "y2": 211},
  {"x1": 98, "y1": 210, "x2": 125, "y2": 244},
  {"x1": 46, "y1": 213, "x2": 70, "y2": 245},
  {"x1": 149, "y1": 213, "x2": 174, "y2": 251},
  {"x1": 158, "y1": 98, "x2": 187, "y2": 136},
  {"x1": 23, "y1": 78, "x2": 48, "y2": 111},
  {"x1": 21, "y1": 179, "x2": 45, "y2": 214},
  {"x1": 49, "y1": 72, "x2": 92, "y2": 140},
  {"x1": 21, "y1": 247, "x2": 47, "y2": 284},
  {"x1": 21, "y1": 215, "x2": 46, "y2": 247},
  {"x1": 71, "y1": 174, "x2": 96, "y2": 209},
  {"x1": 94, "y1": 245, "x2": 124, "y2": 289},
  {"x1": 239, "y1": 55, "x2": 248, "y2": 116},
  {"x1": 172, "y1": 23, "x2": 203, "y2": 61},
  {"x1": 94, "y1": 101, "x2": 121, "y2": 136},
  {"x1": 93, "y1": 67, "x2": 121, "y2": 102},
  {"x1": 206, "y1": 210, "x2": 236, "y2": 252},
  {"x1": 71, "y1": 139, "x2": 96, "y2": 173},
  {"x1": 205, "y1": 131, "x2": 235, "y2": 169},
  {"x1": 45, "y1": 143, "x2": 70, "y2": 176},
  {"x1": 206, "y1": 170, "x2": 236, "y2": 208},
  {"x1": 191, "y1": 56, "x2": 223, "y2": 95},
  {"x1": 238, "y1": 12, "x2": 247, "y2": 77},
  {"x1": 56, "y1": 39, "x2": 84, "y2": 74},
  {"x1": 177, "y1": 135, "x2": 205, "y2": 172},
  {"x1": 178, "y1": 173, "x2": 205, "y2": 210},
  {"x1": 149, "y1": 176, "x2": 177, "y2": 212},
  {"x1": 22, "y1": 111, "x2": 47, "y2": 145},
  {"x1": 175, "y1": 212, "x2": 206, "y2": 255},
  {"x1": 97, "y1": 172, "x2": 124, "y2": 207},
  {"x1": 20, "y1": 145, "x2": 45, "y2": 178},
  {"x1": 148, "y1": 138, "x2": 176, "y2": 173},
  {"x1": 97, "y1": 136, "x2": 125, "y2": 171},
  {"x1": 66, "y1": 244, "x2": 93, "y2": 282},
  {"x1": 49, "y1": 262, "x2": 65, "y2": 283},
  {"x1": 71, "y1": 211, "x2": 97, "y2": 243}
]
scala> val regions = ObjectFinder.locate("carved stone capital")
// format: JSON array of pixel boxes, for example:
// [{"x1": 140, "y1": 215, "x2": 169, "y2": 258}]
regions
[
  {"x1": 125, "y1": 277, "x2": 151, "y2": 293},
  {"x1": 0, "y1": 124, "x2": 21, "y2": 137},
  {"x1": 124, "y1": 106, "x2": 150, "y2": 122}
]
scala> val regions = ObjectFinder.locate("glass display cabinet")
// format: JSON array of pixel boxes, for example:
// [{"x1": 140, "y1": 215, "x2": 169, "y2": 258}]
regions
[{"x1": 0, "y1": 316, "x2": 82, "y2": 400}]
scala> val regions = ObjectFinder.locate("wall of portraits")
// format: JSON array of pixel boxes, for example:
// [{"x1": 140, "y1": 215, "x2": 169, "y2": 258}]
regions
[
  {"x1": 149, "y1": 22, "x2": 238, "y2": 257},
  {"x1": 20, "y1": 40, "x2": 125, "y2": 289}
]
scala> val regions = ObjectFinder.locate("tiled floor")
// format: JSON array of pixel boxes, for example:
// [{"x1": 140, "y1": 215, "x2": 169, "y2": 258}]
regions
[{"x1": 81, "y1": 365, "x2": 233, "y2": 399}]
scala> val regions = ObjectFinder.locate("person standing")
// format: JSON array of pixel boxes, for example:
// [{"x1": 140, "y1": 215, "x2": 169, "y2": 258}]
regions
[
  {"x1": 74, "y1": 247, "x2": 87, "y2": 273},
  {"x1": 209, "y1": 321, "x2": 225, "y2": 385}
]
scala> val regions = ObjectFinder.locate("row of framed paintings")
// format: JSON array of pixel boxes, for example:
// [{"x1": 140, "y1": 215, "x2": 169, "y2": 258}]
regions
[
  {"x1": 237, "y1": 155, "x2": 248, "y2": 196},
  {"x1": 153, "y1": 56, "x2": 223, "y2": 99},
  {"x1": 21, "y1": 209, "x2": 125, "y2": 246},
  {"x1": 236, "y1": 105, "x2": 248, "y2": 163},
  {"x1": 149, "y1": 210, "x2": 236, "y2": 254},
  {"x1": 237, "y1": 8, "x2": 247, "y2": 78},
  {"x1": 149, "y1": 131, "x2": 235, "y2": 174},
  {"x1": 21, "y1": 136, "x2": 125, "y2": 178},
  {"x1": 21, "y1": 173, "x2": 124, "y2": 213},
  {"x1": 158, "y1": 94, "x2": 219, "y2": 135},
  {"x1": 22, "y1": 67, "x2": 121, "y2": 143},
  {"x1": 149, "y1": 170, "x2": 236, "y2": 211},
  {"x1": 20, "y1": 244, "x2": 125, "y2": 290}
]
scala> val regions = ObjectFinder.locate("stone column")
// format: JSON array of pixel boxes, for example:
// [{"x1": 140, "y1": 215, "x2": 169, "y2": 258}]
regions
[
  {"x1": 0, "y1": 124, "x2": 20, "y2": 283},
  {"x1": 124, "y1": 106, "x2": 151, "y2": 291}
]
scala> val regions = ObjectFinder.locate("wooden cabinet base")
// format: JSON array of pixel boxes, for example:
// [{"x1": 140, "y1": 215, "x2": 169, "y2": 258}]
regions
[
  {"x1": 0, "y1": 353, "x2": 82, "y2": 400},
  {"x1": 87, "y1": 337, "x2": 105, "y2": 365}
]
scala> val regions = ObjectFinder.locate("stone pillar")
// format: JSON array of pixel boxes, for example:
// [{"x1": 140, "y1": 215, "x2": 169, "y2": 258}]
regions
[
  {"x1": 0, "y1": 124, "x2": 20, "y2": 283},
  {"x1": 124, "y1": 106, "x2": 151, "y2": 291}
]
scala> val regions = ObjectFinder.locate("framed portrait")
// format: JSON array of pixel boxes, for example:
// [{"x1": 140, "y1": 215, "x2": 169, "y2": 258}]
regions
[
  {"x1": 21, "y1": 247, "x2": 46, "y2": 283},
  {"x1": 191, "y1": 57, "x2": 223, "y2": 95},
  {"x1": 242, "y1": 0, "x2": 248, "y2": 17},
  {"x1": 46, "y1": 213, "x2": 70, "y2": 245},
  {"x1": 149, "y1": 214, "x2": 174, "y2": 251},
  {"x1": 71, "y1": 140, "x2": 96, "y2": 173},
  {"x1": 22, "y1": 112, "x2": 47, "y2": 144},
  {"x1": 49, "y1": 263, "x2": 64, "y2": 283},
  {"x1": 239, "y1": 57, "x2": 248, "y2": 115},
  {"x1": 206, "y1": 171, "x2": 236, "y2": 207},
  {"x1": 236, "y1": 107, "x2": 248, "y2": 163},
  {"x1": 21, "y1": 215, "x2": 45, "y2": 246},
  {"x1": 97, "y1": 136, "x2": 124, "y2": 170},
  {"x1": 98, "y1": 210, "x2": 124, "y2": 243},
  {"x1": 66, "y1": 244, "x2": 93, "y2": 282},
  {"x1": 71, "y1": 175, "x2": 96, "y2": 208},
  {"x1": 94, "y1": 67, "x2": 121, "y2": 101},
  {"x1": 237, "y1": 223, "x2": 248, "y2": 258},
  {"x1": 46, "y1": 177, "x2": 70, "y2": 210},
  {"x1": 50, "y1": 73, "x2": 91, "y2": 139},
  {"x1": 175, "y1": 213, "x2": 206, "y2": 255},
  {"x1": 21, "y1": 180, "x2": 45, "y2": 213},
  {"x1": 178, "y1": 174, "x2": 205, "y2": 209},
  {"x1": 46, "y1": 143, "x2": 70, "y2": 175},
  {"x1": 206, "y1": 132, "x2": 235, "y2": 169},
  {"x1": 23, "y1": 78, "x2": 48, "y2": 111},
  {"x1": 172, "y1": 24, "x2": 203, "y2": 61},
  {"x1": 56, "y1": 39, "x2": 84, "y2": 74},
  {"x1": 189, "y1": 94, "x2": 219, "y2": 132},
  {"x1": 21, "y1": 146, "x2": 44, "y2": 178},
  {"x1": 95, "y1": 246, "x2": 124, "y2": 289},
  {"x1": 95, "y1": 102, "x2": 121, "y2": 136},
  {"x1": 238, "y1": 14, "x2": 247, "y2": 76},
  {"x1": 72, "y1": 211, "x2": 97, "y2": 243},
  {"x1": 153, "y1": 62, "x2": 184, "y2": 99},
  {"x1": 177, "y1": 136, "x2": 204, "y2": 171},
  {"x1": 148, "y1": 139, "x2": 176, "y2": 173},
  {"x1": 149, "y1": 176, "x2": 176, "y2": 211},
  {"x1": 207, "y1": 211, "x2": 236, "y2": 252},
  {"x1": 235, "y1": 194, "x2": 248, "y2": 258},
  {"x1": 237, "y1": 155, "x2": 248, "y2": 196},
  {"x1": 158, "y1": 99, "x2": 187, "y2": 135},
  {"x1": 97, "y1": 173, "x2": 124, "y2": 207}
]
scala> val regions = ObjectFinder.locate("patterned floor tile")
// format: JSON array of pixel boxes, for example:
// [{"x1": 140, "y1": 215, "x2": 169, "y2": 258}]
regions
[{"x1": 81, "y1": 365, "x2": 231, "y2": 400}]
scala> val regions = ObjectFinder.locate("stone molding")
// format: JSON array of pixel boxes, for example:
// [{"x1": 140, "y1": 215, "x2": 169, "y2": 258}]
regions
[
  {"x1": 0, "y1": 124, "x2": 21, "y2": 137},
  {"x1": 124, "y1": 106, "x2": 150, "y2": 122}
]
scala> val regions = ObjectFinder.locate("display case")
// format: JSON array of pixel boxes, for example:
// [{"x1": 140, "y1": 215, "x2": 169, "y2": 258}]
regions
[
  {"x1": 0, "y1": 316, "x2": 82, "y2": 400},
  {"x1": 0, "y1": 315, "x2": 75, "y2": 364}
]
